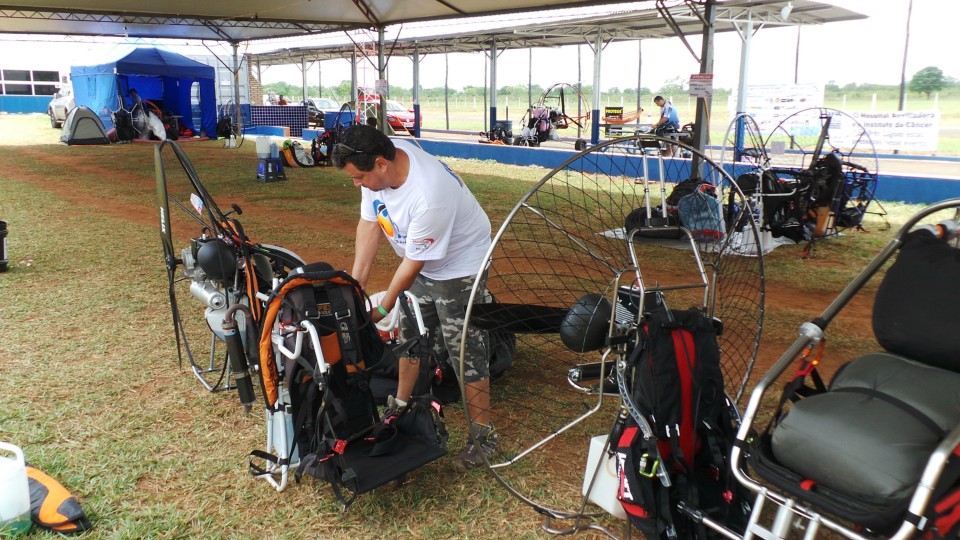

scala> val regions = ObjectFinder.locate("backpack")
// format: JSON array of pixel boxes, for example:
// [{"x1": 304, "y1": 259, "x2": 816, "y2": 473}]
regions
[
  {"x1": 285, "y1": 140, "x2": 315, "y2": 167},
  {"x1": 730, "y1": 170, "x2": 808, "y2": 242},
  {"x1": 666, "y1": 178, "x2": 714, "y2": 212},
  {"x1": 251, "y1": 265, "x2": 448, "y2": 506},
  {"x1": 615, "y1": 307, "x2": 749, "y2": 539},
  {"x1": 215, "y1": 116, "x2": 233, "y2": 139},
  {"x1": 677, "y1": 188, "x2": 724, "y2": 241},
  {"x1": 113, "y1": 110, "x2": 136, "y2": 142}
]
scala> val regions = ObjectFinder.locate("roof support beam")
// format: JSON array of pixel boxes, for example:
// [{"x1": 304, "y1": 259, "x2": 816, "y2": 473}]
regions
[
  {"x1": 351, "y1": 0, "x2": 381, "y2": 26},
  {"x1": 412, "y1": 43, "x2": 421, "y2": 137},
  {"x1": 692, "y1": 0, "x2": 717, "y2": 170},
  {"x1": 590, "y1": 29, "x2": 602, "y2": 145},
  {"x1": 377, "y1": 26, "x2": 387, "y2": 132},
  {"x1": 489, "y1": 39, "x2": 498, "y2": 132}
]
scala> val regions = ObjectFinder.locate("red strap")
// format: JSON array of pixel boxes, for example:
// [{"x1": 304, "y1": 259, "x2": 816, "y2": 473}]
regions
[
  {"x1": 333, "y1": 439, "x2": 347, "y2": 454},
  {"x1": 935, "y1": 488, "x2": 960, "y2": 533},
  {"x1": 671, "y1": 328, "x2": 696, "y2": 466}
]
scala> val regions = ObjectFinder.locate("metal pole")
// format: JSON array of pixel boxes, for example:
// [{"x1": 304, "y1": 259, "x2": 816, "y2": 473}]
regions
[
  {"x1": 377, "y1": 26, "x2": 387, "y2": 132},
  {"x1": 590, "y1": 30, "x2": 603, "y2": 145},
  {"x1": 528, "y1": 48, "x2": 533, "y2": 110},
  {"x1": 232, "y1": 42, "x2": 240, "y2": 109},
  {"x1": 413, "y1": 43, "x2": 421, "y2": 137},
  {"x1": 445, "y1": 52, "x2": 450, "y2": 131},
  {"x1": 350, "y1": 49, "x2": 357, "y2": 108},
  {"x1": 578, "y1": 45, "x2": 582, "y2": 139},
  {"x1": 301, "y1": 56, "x2": 307, "y2": 102},
  {"x1": 692, "y1": 0, "x2": 717, "y2": 169},
  {"x1": 794, "y1": 25, "x2": 801, "y2": 84},
  {"x1": 636, "y1": 39, "x2": 643, "y2": 114},
  {"x1": 318, "y1": 61, "x2": 322, "y2": 98},
  {"x1": 899, "y1": 0, "x2": 913, "y2": 111},
  {"x1": 734, "y1": 13, "x2": 752, "y2": 163},
  {"x1": 490, "y1": 39, "x2": 498, "y2": 130},
  {"x1": 482, "y1": 53, "x2": 487, "y2": 132}
]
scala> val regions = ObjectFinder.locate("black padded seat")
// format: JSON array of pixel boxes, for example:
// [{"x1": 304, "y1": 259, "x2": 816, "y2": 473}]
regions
[
  {"x1": 771, "y1": 351, "x2": 960, "y2": 506},
  {"x1": 751, "y1": 229, "x2": 960, "y2": 527}
]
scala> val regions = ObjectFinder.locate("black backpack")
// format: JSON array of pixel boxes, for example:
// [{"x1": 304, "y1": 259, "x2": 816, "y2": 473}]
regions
[
  {"x1": 216, "y1": 116, "x2": 233, "y2": 139},
  {"x1": 251, "y1": 266, "x2": 449, "y2": 506},
  {"x1": 615, "y1": 307, "x2": 750, "y2": 540},
  {"x1": 666, "y1": 178, "x2": 716, "y2": 212}
]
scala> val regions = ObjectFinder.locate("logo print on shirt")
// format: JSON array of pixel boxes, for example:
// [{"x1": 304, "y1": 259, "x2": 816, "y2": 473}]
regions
[
  {"x1": 409, "y1": 237, "x2": 435, "y2": 255},
  {"x1": 373, "y1": 200, "x2": 404, "y2": 244}
]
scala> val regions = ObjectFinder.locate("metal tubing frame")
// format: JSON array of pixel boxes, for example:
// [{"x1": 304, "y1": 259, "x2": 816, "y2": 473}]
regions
[{"x1": 729, "y1": 198, "x2": 960, "y2": 540}]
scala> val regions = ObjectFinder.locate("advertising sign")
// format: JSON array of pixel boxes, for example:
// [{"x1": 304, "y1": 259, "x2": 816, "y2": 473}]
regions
[
  {"x1": 689, "y1": 73, "x2": 713, "y2": 98},
  {"x1": 728, "y1": 84, "x2": 824, "y2": 133},
  {"x1": 846, "y1": 110, "x2": 940, "y2": 151}
]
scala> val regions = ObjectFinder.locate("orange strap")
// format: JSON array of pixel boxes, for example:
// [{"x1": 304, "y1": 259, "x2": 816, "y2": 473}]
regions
[{"x1": 259, "y1": 275, "x2": 358, "y2": 406}]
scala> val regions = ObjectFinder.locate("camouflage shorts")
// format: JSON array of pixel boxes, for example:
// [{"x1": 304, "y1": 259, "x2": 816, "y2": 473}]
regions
[{"x1": 400, "y1": 273, "x2": 491, "y2": 384}]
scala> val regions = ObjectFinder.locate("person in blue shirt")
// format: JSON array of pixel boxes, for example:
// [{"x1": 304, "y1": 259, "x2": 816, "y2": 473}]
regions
[{"x1": 653, "y1": 95, "x2": 681, "y2": 155}]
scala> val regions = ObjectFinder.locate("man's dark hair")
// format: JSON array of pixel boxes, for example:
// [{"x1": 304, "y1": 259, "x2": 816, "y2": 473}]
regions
[
  {"x1": 332, "y1": 124, "x2": 396, "y2": 171},
  {"x1": 653, "y1": 95, "x2": 664, "y2": 103}
]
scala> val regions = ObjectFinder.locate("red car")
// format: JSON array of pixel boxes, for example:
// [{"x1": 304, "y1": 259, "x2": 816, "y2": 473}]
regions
[
  {"x1": 358, "y1": 93, "x2": 422, "y2": 132},
  {"x1": 383, "y1": 99, "x2": 422, "y2": 131}
]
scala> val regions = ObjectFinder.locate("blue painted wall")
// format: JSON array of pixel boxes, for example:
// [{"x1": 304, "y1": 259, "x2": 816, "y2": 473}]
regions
[
  {"x1": 416, "y1": 139, "x2": 960, "y2": 205},
  {"x1": 0, "y1": 96, "x2": 50, "y2": 114}
]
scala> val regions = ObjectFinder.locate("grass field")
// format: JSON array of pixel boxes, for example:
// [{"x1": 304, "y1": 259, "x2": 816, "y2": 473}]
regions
[
  {"x1": 411, "y1": 90, "x2": 960, "y2": 156},
  {"x1": 0, "y1": 112, "x2": 947, "y2": 539}
]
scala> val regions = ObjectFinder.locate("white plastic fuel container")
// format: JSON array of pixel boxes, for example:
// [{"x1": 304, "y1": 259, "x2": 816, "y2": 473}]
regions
[
  {"x1": 582, "y1": 434, "x2": 627, "y2": 519},
  {"x1": 255, "y1": 136, "x2": 272, "y2": 159},
  {"x1": 0, "y1": 442, "x2": 32, "y2": 535}
]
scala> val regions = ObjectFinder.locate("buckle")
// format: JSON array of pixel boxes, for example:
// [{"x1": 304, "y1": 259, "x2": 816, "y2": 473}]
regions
[{"x1": 637, "y1": 453, "x2": 661, "y2": 478}]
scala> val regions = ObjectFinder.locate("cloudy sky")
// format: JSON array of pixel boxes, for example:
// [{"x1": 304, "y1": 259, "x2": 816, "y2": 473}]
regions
[{"x1": 0, "y1": 0, "x2": 954, "y2": 94}]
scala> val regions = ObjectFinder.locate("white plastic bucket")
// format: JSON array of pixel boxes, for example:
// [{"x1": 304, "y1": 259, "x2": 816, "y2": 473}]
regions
[
  {"x1": 582, "y1": 435, "x2": 627, "y2": 519},
  {"x1": 0, "y1": 442, "x2": 32, "y2": 535},
  {"x1": 255, "y1": 136, "x2": 271, "y2": 159}
]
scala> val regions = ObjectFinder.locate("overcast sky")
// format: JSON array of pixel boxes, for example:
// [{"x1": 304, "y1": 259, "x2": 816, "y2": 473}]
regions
[{"x1": 0, "y1": 0, "x2": 955, "y2": 94}]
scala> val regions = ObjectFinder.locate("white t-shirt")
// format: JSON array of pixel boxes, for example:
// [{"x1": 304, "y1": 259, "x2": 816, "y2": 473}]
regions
[{"x1": 360, "y1": 139, "x2": 491, "y2": 281}]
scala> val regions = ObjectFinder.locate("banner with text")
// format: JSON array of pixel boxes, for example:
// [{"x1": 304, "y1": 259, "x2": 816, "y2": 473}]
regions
[
  {"x1": 728, "y1": 84, "x2": 824, "y2": 133},
  {"x1": 847, "y1": 110, "x2": 940, "y2": 151}
]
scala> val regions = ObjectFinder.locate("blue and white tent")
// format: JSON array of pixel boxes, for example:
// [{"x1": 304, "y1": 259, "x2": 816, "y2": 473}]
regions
[{"x1": 70, "y1": 47, "x2": 216, "y2": 137}]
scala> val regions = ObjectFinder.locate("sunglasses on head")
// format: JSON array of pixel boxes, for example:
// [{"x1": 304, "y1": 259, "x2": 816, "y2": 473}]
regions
[{"x1": 335, "y1": 143, "x2": 364, "y2": 157}]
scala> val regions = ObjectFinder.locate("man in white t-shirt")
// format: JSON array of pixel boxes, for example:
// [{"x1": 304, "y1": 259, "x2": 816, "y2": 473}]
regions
[{"x1": 332, "y1": 125, "x2": 497, "y2": 473}]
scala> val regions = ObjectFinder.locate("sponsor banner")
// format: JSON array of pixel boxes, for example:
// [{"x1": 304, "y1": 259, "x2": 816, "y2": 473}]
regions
[
  {"x1": 846, "y1": 110, "x2": 940, "y2": 151},
  {"x1": 728, "y1": 84, "x2": 824, "y2": 133}
]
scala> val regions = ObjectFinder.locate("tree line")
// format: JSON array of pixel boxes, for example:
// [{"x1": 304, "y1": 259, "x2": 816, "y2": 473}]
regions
[{"x1": 263, "y1": 66, "x2": 955, "y2": 105}]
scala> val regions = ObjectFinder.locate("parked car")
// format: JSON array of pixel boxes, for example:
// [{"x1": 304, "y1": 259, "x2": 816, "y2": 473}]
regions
[
  {"x1": 357, "y1": 95, "x2": 422, "y2": 132},
  {"x1": 383, "y1": 99, "x2": 422, "y2": 132},
  {"x1": 47, "y1": 88, "x2": 75, "y2": 128},
  {"x1": 301, "y1": 97, "x2": 341, "y2": 126}
]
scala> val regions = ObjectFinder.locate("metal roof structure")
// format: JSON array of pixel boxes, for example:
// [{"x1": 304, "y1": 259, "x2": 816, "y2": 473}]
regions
[
  {"x1": 247, "y1": 0, "x2": 864, "y2": 65},
  {"x1": 0, "y1": 0, "x2": 644, "y2": 42}
]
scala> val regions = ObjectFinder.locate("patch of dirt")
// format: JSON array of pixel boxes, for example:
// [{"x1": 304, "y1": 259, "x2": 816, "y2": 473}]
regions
[{"x1": 6, "y1": 146, "x2": 369, "y2": 286}]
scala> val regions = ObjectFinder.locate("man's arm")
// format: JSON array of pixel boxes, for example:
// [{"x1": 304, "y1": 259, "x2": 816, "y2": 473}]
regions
[
  {"x1": 372, "y1": 257, "x2": 425, "y2": 323},
  {"x1": 352, "y1": 218, "x2": 382, "y2": 289}
]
